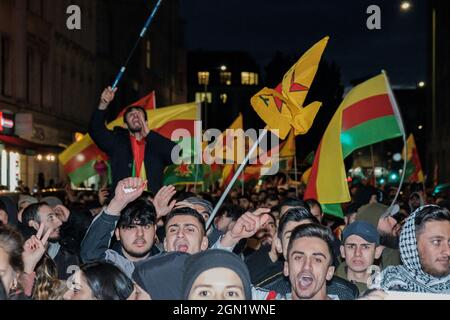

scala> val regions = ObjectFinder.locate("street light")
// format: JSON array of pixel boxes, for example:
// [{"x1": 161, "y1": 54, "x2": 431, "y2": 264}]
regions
[
  {"x1": 400, "y1": 1, "x2": 411, "y2": 11},
  {"x1": 220, "y1": 65, "x2": 227, "y2": 71},
  {"x1": 418, "y1": 81, "x2": 425, "y2": 88}
]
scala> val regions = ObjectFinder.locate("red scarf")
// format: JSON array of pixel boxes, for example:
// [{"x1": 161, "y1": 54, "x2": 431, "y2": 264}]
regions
[{"x1": 130, "y1": 135, "x2": 146, "y2": 178}]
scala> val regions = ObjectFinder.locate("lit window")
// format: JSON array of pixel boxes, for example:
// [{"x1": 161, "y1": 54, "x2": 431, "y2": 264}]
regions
[
  {"x1": 145, "y1": 40, "x2": 151, "y2": 70},
  {"x1": 195, "y1": 92, "x2": 212, "y2": 103},
  {"x1": 220, "y1": 72, "x2": 232, "y2": 85},
  {"x1": 220, "y1": 93, "x2": 228, "y2": 104},
  {"x1": 198, "y1": 72, "x2": 210, "y2": 85},
  {"x1": 241, "y1": 72, "x2": 259, "y2": 85}
]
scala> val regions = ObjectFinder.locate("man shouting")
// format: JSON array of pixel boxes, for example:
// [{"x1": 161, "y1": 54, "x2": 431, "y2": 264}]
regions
[{"x1": 89, "y1": 87, "x2": 177, "y2": 193}]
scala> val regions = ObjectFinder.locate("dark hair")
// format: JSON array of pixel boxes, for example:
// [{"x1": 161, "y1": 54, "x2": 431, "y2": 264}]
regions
[
  {"x1": 0, "y1": 224, "x2": 24, "y2": 274},
  {"x1": 165, "y1": 207, "x2": 206, "y2": 234},
  {"x1": 117, "y1": 199, "x2": 156, "y2": 229},
  {"x1": 266, "y1": 194, "x2": 279, "y2": 202},
  {"x1": 21, "y1": 202, "x2": 48, "y2": 225},
  {"x1": 345, "y1": 202, "x2": 362, "y2": 216},
  {"x1": 271, "y1": 204, "x2": 281, "y2": 215},
  {"x1": 0, "y1": 277, "x2": 7, "y2": 300},
  {"x1": 175, "y1": 191, "x2": 197, "y2": 202},
  {"x1": 238, "y1": 194, "x2": 250, "y2": 201},
  {"x1": 287, "y1": 224, "x2": 335, "y2": 266},
  {"x1": 139, "y1": 191, "x2": 155, "y2": 200},
  {"x1": 305, "y1": 199, "x2": 323, "y2": 214},
  {"x1": 278, "y1": 207, "x2": 317, "y2": 239},
  {"x1": 81, "y1": 262, "x2": 134, "y2": 300},
  {"x1": 0, "y1": 199, "x2": 8, "y2": 214},
  {"x1": 123, "y1": 106, "x2": 148, "y2": 124},
  {"x1": 265, "y1": 212, "x2": 276, "y2": 225},
  {"x1": 415, "y1": 205, "x2": 450, "y2": 236},
  {"x1": 436, "y1": 199, "x2": 450, "y2": 211},
  {"x1": 217, "y1": 204, "x2": 244, "y2": 222},
  {"x1": 280, "y1": 197, "x2": 306, "y2": 209}
]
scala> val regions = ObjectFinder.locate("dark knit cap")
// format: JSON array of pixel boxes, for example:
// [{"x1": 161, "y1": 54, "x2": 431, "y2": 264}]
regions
[{"x1": 181, "y1": 249, "x2": 252, "y2": 300}]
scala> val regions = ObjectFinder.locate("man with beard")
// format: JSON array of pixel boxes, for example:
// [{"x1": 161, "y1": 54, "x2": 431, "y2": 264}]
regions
[
  {"x1": 375, "y1": 205, "x2": 450, "y2": 293},
  {"x1": 284, "y1": 224, "x2": 338, "y2": 300},
  {"x1": 21, "y1": 203, "x2": 79, "y2": 280},
  {"x1": 81, "y1": 177, "x2": 159, "y2": 278},
  {"x1": 241, "y1": 213, "x2": 277, "y2": 256},
  {"x1": 355, "y1": 202, "x2": 401, "y2": 268},
  {"x1": 409, "y1": 192, "x2": 425, "y2": 213},
  {"x1": 89, "y1": 87, "x2": 177, "y2": 193}
]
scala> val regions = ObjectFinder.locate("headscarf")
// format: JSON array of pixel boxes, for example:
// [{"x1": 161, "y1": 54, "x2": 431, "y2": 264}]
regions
[
  {"x1": 375, "y1": 205, "x2": 450, "y2": 293},
  {"x1": 181, "y1": 249, "x2": 252, "y2": 300}
]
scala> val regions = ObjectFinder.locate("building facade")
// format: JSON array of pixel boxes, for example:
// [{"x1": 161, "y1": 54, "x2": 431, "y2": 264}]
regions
[
  {"x1": 428, "y1": 0, "x2": 450, "y2": 184},
  {"x1": 0, "y1": 0, "x2": 186, "y2": 190},
  {"x1": 187, "y1": 51, "x2": 261, "y2": 131}
]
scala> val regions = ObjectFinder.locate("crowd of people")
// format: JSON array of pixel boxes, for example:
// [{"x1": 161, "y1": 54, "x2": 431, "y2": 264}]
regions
[
  {"x1": 1, "y1": 87, "x2": 448, "y2": 301},
  {"x1": 0, "y1": 174, "x2": 449, "y2": 300}
]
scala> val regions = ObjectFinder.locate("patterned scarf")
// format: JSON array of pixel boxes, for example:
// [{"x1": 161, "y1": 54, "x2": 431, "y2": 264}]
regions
[{"x1": 375, "y1": 205, "x2": 450, "y2": 293}]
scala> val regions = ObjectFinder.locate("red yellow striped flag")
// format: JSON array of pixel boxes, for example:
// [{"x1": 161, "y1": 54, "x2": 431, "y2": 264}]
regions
[
  {"x1": 305, "y1": 73, "x2": 405, "y2": 218},
  {"x1": 59, "y1": 100, "x2": 198, "y2": 185}
]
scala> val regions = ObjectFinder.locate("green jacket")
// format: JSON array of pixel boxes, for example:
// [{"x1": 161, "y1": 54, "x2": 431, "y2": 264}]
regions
[{"x1": 335, "y1": 262, "x2": 368, "y2": 296}]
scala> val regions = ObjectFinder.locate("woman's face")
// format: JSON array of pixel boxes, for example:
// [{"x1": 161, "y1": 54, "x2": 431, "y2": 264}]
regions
[
  {"x1": 0, "y1": 247, "x2": 17, "y2": 295},
  {"x1": 63, "y1": 271, "x2": 95, "y2": 300},
  {"x1": 188, "y1": 267, "x2": 245, "y2": 300}
]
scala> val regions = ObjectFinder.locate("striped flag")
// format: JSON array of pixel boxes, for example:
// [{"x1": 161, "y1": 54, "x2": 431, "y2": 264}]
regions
[
  {"x1": 305, "y1": 73, "x2": 405, "y2": 218},
  {"x1": 404, "y1": 134, "x2": 424, "y2": 183},
  {"x1": 60, "y1": 99, "x2": 199, "y2": 185}
]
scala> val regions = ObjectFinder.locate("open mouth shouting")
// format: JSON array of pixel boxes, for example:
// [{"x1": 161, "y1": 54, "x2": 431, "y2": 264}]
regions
[{"x1": 297, "y1": 272, "x2": 315, "y2": 291}]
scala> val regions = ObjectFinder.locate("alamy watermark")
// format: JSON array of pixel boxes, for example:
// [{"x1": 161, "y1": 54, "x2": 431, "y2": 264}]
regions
[
  {"x1": 66, "y1": 5, "x2": 81, "y2": 30},
  {"x1": 367, "y1": 5, "x2": 381, "y2": 30}
]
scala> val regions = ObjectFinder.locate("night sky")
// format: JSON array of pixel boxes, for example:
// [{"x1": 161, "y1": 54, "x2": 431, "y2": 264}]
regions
[{"x1": 180, "y1": 0, "x2": 428, "y2": 87}]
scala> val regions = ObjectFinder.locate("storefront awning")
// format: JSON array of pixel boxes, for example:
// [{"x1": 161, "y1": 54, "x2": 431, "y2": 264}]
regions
[{"x1": 0, "y1": 134, "x2": 63, "y2": 154}]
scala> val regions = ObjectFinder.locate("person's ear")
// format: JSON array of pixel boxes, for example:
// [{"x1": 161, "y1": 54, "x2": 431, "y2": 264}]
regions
[
  {"x1": 115, "y1": 228, "x2": 121, "y2": 241},
  {"x1": 275, "y1": 237, "x2": 282, "y2": 255},
  {"x1": 283, "y1": 261, "x2": 289, "y2": 277},
  {"x1": 28, "y1": 220, "x2": 39, "y2": 231},
  {"x1": 340, "y1": 245, "x2": 346, "y2": 260},
  {"x1": 326, "y1": 265, "x2": 335, "y2": 281},
  {"x1": 200, "y1": 236, "x2": 209, "y2": 251},
  {"x1": 375, "y1": 245, "x2": 384, "y2": 259}
]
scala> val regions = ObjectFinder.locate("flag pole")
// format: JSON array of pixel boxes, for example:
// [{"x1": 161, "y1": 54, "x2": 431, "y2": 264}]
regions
[
  {"x1": 370, "y1": 145, "x2": 376, "y2": 186},
  {"x1": 294, "y1": 155, "x2": 299, "y2": 197},
  {"x1": 206, "y1": 130, "x2": 268, "y2": 230},
  {"x1": 111, "y1": 0, "x2": 163, "y2": 89},
  {"x1": 382, "y1": 70, "x2": 407, "y2": 211},
  {"x1": 241, "y1": 168, "x2": 245, "y2": 196}
]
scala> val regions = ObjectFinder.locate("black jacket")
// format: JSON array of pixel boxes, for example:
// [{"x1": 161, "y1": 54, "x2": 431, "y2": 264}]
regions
[
  {"x1": 80, "y1": 210, "x2": 160, "y2": 278},
  {"x1": 89, "y1": 109, "x2": 177, "y2": 193},
  {"x1": 245, "y1": 245, "x2": 284, "y2": 285}
]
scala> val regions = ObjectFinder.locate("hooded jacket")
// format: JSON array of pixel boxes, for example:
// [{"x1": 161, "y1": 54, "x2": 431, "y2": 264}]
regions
[{"x1": 181, "y1": 249, "x2": 253, "y2": 300}]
